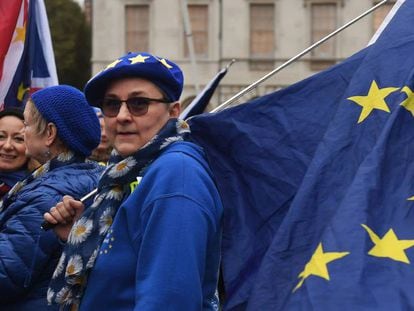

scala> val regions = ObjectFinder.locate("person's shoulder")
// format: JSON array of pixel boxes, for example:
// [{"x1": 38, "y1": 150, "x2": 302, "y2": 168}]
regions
[
  {"x1": 28, "y1": 162, "x2": 102, "y2": 196},
  {"x1": 158, "y1": 141, "x2": 206, "y2": 166},
  {"x1": 50, "y1": 160, "x2": 104, "y2": 178}
]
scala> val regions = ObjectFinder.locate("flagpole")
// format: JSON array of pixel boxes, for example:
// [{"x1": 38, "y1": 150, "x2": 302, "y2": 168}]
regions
[
  {"x1": 180, "y1": 0, "x2": 200, "y2": 94},
  {"x1": 211, "y1": 0, "x2": 389, "y2": 113}
]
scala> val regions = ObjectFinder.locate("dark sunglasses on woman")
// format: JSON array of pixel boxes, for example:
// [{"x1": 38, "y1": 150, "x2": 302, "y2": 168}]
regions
[{"x1": 100, "y1": 97, "x2": 170, "y2": 117}]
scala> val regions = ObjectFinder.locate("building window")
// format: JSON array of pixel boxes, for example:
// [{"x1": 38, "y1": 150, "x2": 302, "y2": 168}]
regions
[
  {"x1": 125, "y1": 5, "x2": 149, "y2": 53},
  {"x1": 372, "y1": 1, "x2": 395, "y2": 33},
  {"x1": 249, "y1": 3, "x2": 275, "y2": 70},
  {"x1": 310, "y1": 3, "x2": 337, "y2": 71},
  {"x1": 184, "y1": 5, "x2": 208, "y2": 58}
]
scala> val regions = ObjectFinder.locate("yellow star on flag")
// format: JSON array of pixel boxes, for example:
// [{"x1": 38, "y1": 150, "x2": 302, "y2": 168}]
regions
[
  {"x1": 13, "y1": 24, "x2": 26, "y2": 43},
  {"x1": 17, "y1": 83, "x2": 29, "y2": 101},
  {"x1": 362, "y1": 224, "x2": 414, "y2": 264},
  {"x1": 105, "y1": 59, "x2": 121, "y2": 70},
  {"x1": 159, "y1": 58, "x2": 173, "y2": 69},
  {"x1": 129, "y1": 54, "x2": 150, "y2": 64},
  {"x1": 400, "y1": 86, "x2": 414, "y2": 117},
  {"x1": 293, "y1": 243, "x2": 349, "y2": 292},
  {"x1": 347, "y1": 80, "x2": 399, "y2": 124},
  {"x1": 407, "y1": 195, "x2": 414, "y2": 201}
]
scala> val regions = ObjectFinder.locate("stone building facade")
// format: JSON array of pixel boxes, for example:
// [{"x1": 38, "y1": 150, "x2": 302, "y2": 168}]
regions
[{"x1": 88, "y1": 0, "x2": 394, "y2": 109}]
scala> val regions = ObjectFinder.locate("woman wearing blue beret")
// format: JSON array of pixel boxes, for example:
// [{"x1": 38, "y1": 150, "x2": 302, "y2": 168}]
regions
[
  {"x1": 0, "y1": 85, "x2": 104, "y2": 310},
  {"x1": 45, "y1": 52, "x2": 223, "y2": 310}
]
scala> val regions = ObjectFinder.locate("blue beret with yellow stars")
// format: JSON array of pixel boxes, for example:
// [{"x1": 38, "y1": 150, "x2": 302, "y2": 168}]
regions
[{"x1": 84, "y1": 52, "x2": 184, "y2": 106}]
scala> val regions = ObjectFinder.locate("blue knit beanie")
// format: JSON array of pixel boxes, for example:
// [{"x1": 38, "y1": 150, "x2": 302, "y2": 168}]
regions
[
  {"x1": 84, "y1": 52, "x2": 184, "y2": 106},
  {"x1": 30, "y1": 85, "x2": 101, "y2": 157}
]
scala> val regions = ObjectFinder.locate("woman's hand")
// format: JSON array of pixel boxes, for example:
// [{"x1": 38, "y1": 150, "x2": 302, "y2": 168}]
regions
[{"x1": 43, "y1": 195, "x2": 85, "y2": 241}]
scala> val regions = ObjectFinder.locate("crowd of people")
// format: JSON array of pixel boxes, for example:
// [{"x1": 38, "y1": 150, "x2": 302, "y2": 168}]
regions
[{"x1": 0, "y1": 52, "x2": 223, "y2": 310}]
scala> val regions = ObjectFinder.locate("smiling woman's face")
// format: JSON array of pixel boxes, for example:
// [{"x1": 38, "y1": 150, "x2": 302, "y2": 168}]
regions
[{"x1": 0, "y1": 115, "x2": 27, "y2": 172}]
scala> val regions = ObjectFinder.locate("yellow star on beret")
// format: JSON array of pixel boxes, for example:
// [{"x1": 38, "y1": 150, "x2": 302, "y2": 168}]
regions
[
  {"x1": 129, "y1": 54, "x2": 150, "y2": 64},
  {"x1": 159, "y1": 58, "x2": 173, "y2": 69},
  {"x1": 105, "y1": 59, "x2": 121, "y2": 70}
]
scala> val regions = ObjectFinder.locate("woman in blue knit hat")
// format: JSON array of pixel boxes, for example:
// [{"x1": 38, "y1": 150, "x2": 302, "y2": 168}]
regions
[
  {"x1": 0, "y1": 85, "x2": 104, "y2": 310},
  {"x1": 45, "y1": 52, "x2": 223, "y2": 310}
]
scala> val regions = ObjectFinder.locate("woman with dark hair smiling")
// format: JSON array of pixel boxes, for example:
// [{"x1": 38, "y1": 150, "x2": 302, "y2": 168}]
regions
[{"x1": 0, "y1": 108, "x2": 29, "y2": 199}]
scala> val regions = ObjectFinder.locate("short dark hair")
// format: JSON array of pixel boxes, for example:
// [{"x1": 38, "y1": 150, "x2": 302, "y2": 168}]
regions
[{"x1": 0, "y1": 107, "x2": 24, "y2": 121}]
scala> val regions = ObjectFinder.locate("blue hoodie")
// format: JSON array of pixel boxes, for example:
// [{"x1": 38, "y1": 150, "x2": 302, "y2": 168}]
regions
[{"x1": 80, "y1": 141, "x2": 223, "y2": 310}]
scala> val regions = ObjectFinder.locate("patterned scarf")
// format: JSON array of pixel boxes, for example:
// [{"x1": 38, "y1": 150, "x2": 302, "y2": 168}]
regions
[
  {"x1": 48, "y1": 118, "x2": 190, "y2": 308},
  {"x1": 0, "y1": 152, "x2": 85, "y2": 213}
]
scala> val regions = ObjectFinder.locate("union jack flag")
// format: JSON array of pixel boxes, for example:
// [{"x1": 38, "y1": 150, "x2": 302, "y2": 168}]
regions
[{"x1": 0, "y1": 0, "x2": 58, "y2": 110}]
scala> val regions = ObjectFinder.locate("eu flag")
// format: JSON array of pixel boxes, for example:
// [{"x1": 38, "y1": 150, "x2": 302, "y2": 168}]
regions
[{"x1": 189, "y1": 0, "x2": 414, "y2": 309}]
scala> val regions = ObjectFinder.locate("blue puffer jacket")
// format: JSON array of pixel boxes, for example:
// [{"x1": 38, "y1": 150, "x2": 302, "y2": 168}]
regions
[{"x1": 0, "y1": 161, "x2": 104, "y2": 311}]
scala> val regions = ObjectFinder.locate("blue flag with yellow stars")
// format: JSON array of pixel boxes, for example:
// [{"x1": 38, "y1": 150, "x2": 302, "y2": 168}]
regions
[{"x1": 189, "y1": 0, "x2": 414, "y2": 309}]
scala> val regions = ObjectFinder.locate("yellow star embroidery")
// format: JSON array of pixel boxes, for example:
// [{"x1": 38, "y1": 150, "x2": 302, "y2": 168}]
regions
[
  {"x1": 293, "y1": 243, "x2": 349, "y2": 292},
  {"x1": 159, "y1": 58, "x2": 173, "y2": 69},
  {"x1": 129, "y1": 54, "x2": 150, "y2": 64},
  {"x1": 407, "y1": 195, "x2": 414, "y2": 201},
  {"x1": 362, "y1": 224, "x2": 414, "y2": 264},
  {"x1": 400, "y1": 86, "x2": 414, "y2": 117},
  {"x1": 17, "y1": 83, "x2": 29, "y2": 101},
  {"x1": 347, "y1": 80, "x2": 399, "y2": 124},
  {"x1": 13, "y1": 24, "x2": 26, "y2": 43},
  {"x1": 105, "y1": 59, "x2": 121, "y2": 70}
]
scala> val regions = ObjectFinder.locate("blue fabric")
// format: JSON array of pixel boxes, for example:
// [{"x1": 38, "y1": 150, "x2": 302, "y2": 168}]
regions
[
  {"x1": 84, "y1": 52, "x2": 184, "y2": 106},
  {"x1": 0, "y1": 170, "x2": 28, "y2": 187},
  {"x1": 0, "y1": 158, "x2": 103, "y2": 310},
  {"x1": 31, "y1": 85, "x2": 101, "y2": 157},
  {"x1": 79, "y1": 141, "x2": 223, "y2": 311},
  {"x1": 0, "y1": 169, "x2": 28, "y2": 197},
  {"x1": 189, "y1": 1, "x2": 414, "y2": 309}
]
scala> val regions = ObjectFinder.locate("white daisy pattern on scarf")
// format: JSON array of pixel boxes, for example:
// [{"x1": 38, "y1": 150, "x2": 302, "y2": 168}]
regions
[
  {"x1": 52, "y1": 253, "x2": 66, "y2": 279},
  {"x1": 142, "y1": 134, "x2": 158, "y2": 149},
  {"x1": 65, "y1": 255, "x2": 83, "y2": 277},
  {"x1": 99, "y1": 207, "x2": 114, "y2": 234},
  {"x1": 55, "y1": 286, "x2": 73, "y2": 304},
  {"x1": 160, "y1": 136, "x2": 183, "y2": 149},
  {"x1": 106, "y1": 186, "x2": 123, "y2": 201},
  {"x1": 176, "y1": 119, "x2": 191, "y2": 134},
  {"x1": 86, "y1": 248, "x2": 99, "y2": 269},
  {"x1": 57, "y1": 151, "x2": 74, "y2": 162},
  {"x1": 68, "y1": 218, "x2": 93, "y2": 245},
  {"x1": 90, "y1": 193, "x2": 105, "y2": 209},
  {"x1": 107, "y1": 158, "x2": 137, "y2": 178},
  {"x1": 47, "y1": 288, "x2": 55, "y2": 304}
]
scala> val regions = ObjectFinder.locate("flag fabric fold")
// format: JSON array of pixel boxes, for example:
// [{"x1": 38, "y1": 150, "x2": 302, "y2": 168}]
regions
[
  {"x1": 189, "y1": 0, "x2": 414, "y2": 309},
  {"x1": 0, "y1": 0, "x2": 57, "y2": 110},
  {"x1": 180, "y1": 61, "x2": 231, "y2": 120}
]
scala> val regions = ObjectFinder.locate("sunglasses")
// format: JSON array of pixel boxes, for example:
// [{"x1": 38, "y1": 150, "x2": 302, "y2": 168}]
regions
[{"x1": 101, "y1": 97, "x2": 170, "y2": 117}]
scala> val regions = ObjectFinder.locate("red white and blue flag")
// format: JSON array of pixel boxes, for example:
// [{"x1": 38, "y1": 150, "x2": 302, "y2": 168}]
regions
[{"x1": 0, "y1": 0, "x2": 58, "y2": 110}]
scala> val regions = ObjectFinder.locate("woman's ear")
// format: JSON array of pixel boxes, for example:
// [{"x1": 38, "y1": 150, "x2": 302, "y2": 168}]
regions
[
  {"x1": 45, "y1": 123, "x2": 58, "y2": 147},
  {"x1": 169, "y1": 102, "x2": 181, "y2": 118}
]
